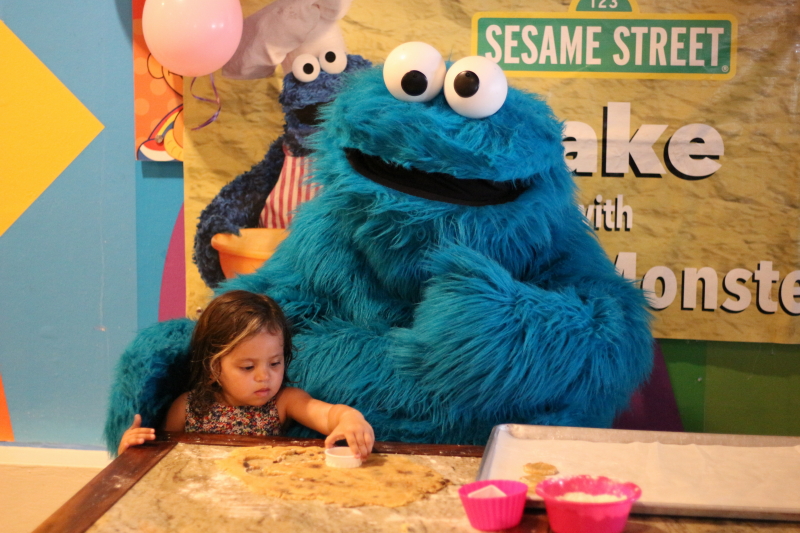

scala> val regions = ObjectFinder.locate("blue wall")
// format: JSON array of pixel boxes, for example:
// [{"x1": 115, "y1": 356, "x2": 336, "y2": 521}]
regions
[{"x1": 0, "y1": 0, "x2": 182, "y2": 448}]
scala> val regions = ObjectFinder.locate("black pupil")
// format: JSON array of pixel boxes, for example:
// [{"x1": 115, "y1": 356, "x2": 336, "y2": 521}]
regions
[
  {"x1": 401, "y1": 70, "x2": 428, "y2": 96},
  {"x1": 325, "y1": 51, "x2": 336, "y2": 63},
  {"x1": 303, "y1": 63, "x2": 315, "y2": 75},
  {"x1": 454, "y1": 71, "x2": 480, "y2": 98}
]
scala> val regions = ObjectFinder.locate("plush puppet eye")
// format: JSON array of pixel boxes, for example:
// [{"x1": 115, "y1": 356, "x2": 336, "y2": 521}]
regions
[
  {"x1": 292, "y1": 53, "x2": 320, "y2": 82},
  {"x1": 444, "y1": 56, "x2": 508, "y2": 119},
  {"x1": 383, "y1": 42, "x2": 446, "y2": 102},
  {"x1": 319, "y1": 49, "x2": 347, "y2": 75}
]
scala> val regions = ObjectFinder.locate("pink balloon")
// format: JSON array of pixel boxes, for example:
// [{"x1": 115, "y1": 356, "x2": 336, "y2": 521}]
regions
[{"x1": 142, "y1": 0, "x2": 243, "y2": 77}]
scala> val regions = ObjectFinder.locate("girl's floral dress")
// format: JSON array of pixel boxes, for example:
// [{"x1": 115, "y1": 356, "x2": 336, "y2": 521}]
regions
[{"x1": 185, "y1": 391, "x2": 282, "y2": 436}]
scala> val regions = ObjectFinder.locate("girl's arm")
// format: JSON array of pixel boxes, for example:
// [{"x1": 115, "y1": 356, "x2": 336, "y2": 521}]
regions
[
  {"x1": 277, "y1": 387, "x2": 374, "y2": 459},
  {"x1": 161, "y1": 392, "x2": 189, "y2": 432}
]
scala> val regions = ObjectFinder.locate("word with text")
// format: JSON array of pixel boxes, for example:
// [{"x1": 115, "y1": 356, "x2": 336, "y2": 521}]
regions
[
  {"x1": 615, "y1": 253, "x2": 800, "y2": 315},
  {"x1": 474, "y1": 13, "x2": 735, "y2": 78},
  {"x1": 579, "y1": 194, "x2": 632, "y2": 231},
  {"x1": 564, "y1": 102, "x2": 723, "y2": 180}
]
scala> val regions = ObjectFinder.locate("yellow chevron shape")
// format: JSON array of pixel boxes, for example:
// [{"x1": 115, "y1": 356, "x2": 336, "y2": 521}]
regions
[{"x1": 0, "y1": 21, "x2": 104, "y2": 238}]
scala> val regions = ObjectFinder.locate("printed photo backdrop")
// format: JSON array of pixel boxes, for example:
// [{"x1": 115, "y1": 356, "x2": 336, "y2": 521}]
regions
[
  {"x1": 184, "y1": 0, "x2": 800, "y2": 344},
  {"x1": 133, "y1": 0, "x2": 184, "y2": 162}
]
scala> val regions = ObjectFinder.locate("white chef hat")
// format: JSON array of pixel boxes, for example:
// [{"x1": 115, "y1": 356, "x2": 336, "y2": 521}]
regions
[{"x1": 222, "y1": 0, "x2": 352, "y2": 79}]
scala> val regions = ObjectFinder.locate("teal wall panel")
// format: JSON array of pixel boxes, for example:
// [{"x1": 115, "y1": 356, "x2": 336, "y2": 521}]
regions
[
  {"x1": 0, "y1": 0, "x2": 182, "y2": 448},
  {"x1": 136, "y1": 161, "x2": 184, "y2": 329}
]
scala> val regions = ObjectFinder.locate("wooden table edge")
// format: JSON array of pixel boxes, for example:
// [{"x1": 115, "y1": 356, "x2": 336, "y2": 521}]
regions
[
  {"x1": 32, "y1": 434, "x2": 485, "y2": 533},
  {"x1": 32, "y1": 440, "x2": 177, "y2": 533},
  {"x1": 165, "y1": 432, "x2": 486, "y2": 456}
]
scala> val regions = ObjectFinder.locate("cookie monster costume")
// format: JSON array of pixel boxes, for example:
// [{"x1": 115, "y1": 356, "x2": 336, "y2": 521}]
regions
[
  {"x1": 105, "y1": 42, "x2": 653, "y2": 453},
  {"x1": 194, "y1": 53, "x2": 371, "y2": 287}
]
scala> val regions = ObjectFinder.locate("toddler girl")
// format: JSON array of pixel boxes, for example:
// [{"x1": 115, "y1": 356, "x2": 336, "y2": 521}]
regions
[{"x1": 118, "y1": 290, "x2": 374, "y2": 458}]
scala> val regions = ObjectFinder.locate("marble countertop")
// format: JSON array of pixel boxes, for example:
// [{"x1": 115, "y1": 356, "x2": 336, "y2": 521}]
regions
[{"x1": 86, "y1": 443, "x2": 488, "y2": 533}]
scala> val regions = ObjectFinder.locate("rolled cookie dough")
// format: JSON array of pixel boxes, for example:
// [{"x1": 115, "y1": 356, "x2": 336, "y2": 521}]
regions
[{"x1": 218, "y1": 446, "x2": 448, "y2": 507}]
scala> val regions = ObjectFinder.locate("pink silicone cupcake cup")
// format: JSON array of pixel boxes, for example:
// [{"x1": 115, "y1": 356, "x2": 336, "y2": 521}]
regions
[
  {"x1": 459, "y1": 480, "x2": 528, "y2": 531},
  {"x1": 535, "y1": 475, "x2": 641, "y2": 533}
]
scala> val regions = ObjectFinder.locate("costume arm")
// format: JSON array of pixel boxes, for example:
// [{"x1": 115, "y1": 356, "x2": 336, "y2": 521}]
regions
[
  {"x1": 104, "y1": 319, "x2": 195, "y2": 455},
  {"x1": 218, "y1": 202, "x2": 364, "y2": 328},
  {"x1": 193, "y1": 137, "x2": 286, "y2": 287},
  {"x1": 389, "y1": 241, "x2": 653, "y2": 429}
]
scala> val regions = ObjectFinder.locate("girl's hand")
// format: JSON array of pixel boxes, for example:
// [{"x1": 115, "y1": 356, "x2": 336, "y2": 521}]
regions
[
  {"x1": 324, "y1": 407, "x2": 375, "y2": 460},
  {"x1": 117, "y1": 414, "x2": 156, "y2": 456},
  {"x1": 277, "y1": 389, "x2": 375, "y2": 459}
]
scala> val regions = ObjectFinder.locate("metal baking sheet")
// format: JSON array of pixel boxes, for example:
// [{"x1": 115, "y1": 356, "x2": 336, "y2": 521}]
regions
[{"x1": 476, "y1": 424, "x2": 800, "y2": 521}]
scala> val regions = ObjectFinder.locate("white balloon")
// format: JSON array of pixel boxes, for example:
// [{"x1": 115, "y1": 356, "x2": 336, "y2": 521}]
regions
[{"x1": 142, "y1": 0, "x2": 243, "y2": 77}]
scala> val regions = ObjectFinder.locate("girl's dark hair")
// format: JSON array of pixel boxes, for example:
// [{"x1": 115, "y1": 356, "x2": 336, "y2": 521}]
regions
[{"x1": 187, "y1": 290, "x2": 293, "y2": 415}]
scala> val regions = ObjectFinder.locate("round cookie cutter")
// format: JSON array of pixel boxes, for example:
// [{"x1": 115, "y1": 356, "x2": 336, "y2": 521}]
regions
[{"x1": 325, "y1": 446, "x2": 362, "y2": 468}]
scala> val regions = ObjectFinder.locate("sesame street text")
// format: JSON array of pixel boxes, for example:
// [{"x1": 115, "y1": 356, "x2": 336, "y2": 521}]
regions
[{"x1": 475, "y1": 14, "x2": 735, "y2": 79}]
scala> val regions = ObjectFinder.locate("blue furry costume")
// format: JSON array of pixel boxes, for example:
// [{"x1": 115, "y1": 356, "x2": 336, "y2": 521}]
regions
[
  {"x1": 194, "y1": 54, "x2": 371, "y2": 287},
  {"x1": 105, "y1": 50, "x2": 653, "y2": 453}
]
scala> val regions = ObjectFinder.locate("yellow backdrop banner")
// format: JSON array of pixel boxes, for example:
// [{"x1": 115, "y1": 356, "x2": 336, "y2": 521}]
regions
[{"x1": 184, "y1": 0, "x2": 799, "y2": 344}]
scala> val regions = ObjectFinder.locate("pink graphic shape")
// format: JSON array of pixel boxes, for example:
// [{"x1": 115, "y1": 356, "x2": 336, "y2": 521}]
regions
[{"x1": 158, "y1": 204, "x2": 186, "y2": 321}]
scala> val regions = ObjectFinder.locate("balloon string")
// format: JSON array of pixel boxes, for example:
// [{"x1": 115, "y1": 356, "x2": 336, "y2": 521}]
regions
[{"x1": 190, "y1": 73, "x2": 222, "y2": 130}]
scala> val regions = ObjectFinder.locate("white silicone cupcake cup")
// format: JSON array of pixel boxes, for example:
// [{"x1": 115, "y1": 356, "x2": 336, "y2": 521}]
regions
[{"x1": 325, "y1": 446, "x2": 362, "y2": 468}]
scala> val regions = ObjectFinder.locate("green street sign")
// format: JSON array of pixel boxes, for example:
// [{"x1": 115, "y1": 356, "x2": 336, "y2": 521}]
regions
[{"x1": 473, "y1": 11, "x2": 736, "y2": 79}]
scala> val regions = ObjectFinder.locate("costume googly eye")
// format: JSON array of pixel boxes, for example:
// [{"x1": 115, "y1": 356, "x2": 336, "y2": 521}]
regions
[
  {"x1": 383, "y1": 42, "x2": 446, "y2": 102},
  {"x1": 444, "y1": 56, "x2": 508, "y2": 119},
  {"x1": 319, "y1": 49, "x2": 347, "y2": 75},
  {"x1": 292, "y1": 53, "x2": 320, "y2": 82}
]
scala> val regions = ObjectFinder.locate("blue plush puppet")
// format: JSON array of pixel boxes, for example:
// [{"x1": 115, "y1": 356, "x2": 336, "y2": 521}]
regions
[
  {"x1": 105, "y1": 42, "x2": 652, "y2": 452},
  {"x1": 194, "y1": 53, "x2": 371, "y2": 287}
]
